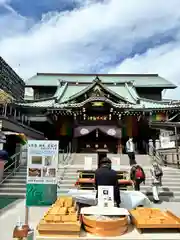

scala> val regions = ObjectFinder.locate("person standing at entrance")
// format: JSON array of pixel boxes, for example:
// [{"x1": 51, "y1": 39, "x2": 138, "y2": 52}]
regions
[
  {"x1": 130, "y1": 164, "x2": 145, "y2": 191},
  {"x1": 95, "y1": 157, "x2": 121, "y2": 207},
  {"x1": 126, "y1": 137, "x2": 136, "y2": 165}
]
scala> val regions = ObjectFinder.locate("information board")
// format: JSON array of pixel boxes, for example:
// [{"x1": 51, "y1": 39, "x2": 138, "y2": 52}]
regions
[
  {"x1": 26, "y1": 140, "x2": 59, "y2": 206},
  {"x1": 160, "y1": 136, "x2": 175, "y2": 149}
]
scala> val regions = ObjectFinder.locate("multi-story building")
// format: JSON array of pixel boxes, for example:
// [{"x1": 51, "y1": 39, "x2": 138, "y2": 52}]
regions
[{"x1": 0, "y1": 57, "x2": 25, "y2": 100}]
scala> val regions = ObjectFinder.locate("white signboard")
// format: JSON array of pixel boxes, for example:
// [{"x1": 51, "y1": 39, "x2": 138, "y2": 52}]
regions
[
  {"x1": 27, "y1": 140, "x2": 59, "y2": 185},
  {"x1": 111, "y1": 157, "x2": 120, "y2": 170},
  {"x1": 98, "y1": 186, "x2": 114, "y2": 208},
  {"x1": 160, "y1": 136, "x2": 175, "y2": 149},
  {"x1": 160, "y1": 130, "x2": 174, "y2": 138},
  {"x1": 84, "y1": 156, "x2": 93, "y2": 170}
]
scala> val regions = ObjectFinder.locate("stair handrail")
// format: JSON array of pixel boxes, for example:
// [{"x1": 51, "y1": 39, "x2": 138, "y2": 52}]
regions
[
  {"x1": 157, "y1": 149, "x2": 180, "y2": 168},
  {"x1": 147, "y1": 141, "x2": 179, "y2": 167},
  {"x1": 0, "y1": 151, "x2": 22, "y2": 185},
  {"x1": 143, "y1": 140, "x2": 163, "y2": 165},
  {"x1": 59, "y1": 142, "x2": 72, "y2": 166},
  {"x1": 149, "y1": 145, "x2": 164, "y2": 165},
  {"x1": 64, "y1": 142, "x2": 72, "y2": 165},
  {"x1": 58, "y1": 142, "x2": 72, "y2": 187}
]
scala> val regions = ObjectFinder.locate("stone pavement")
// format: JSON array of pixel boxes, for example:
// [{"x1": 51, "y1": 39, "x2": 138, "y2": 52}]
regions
[
  {"x1": 0, "y1": 200, "x2": 48, "y2": 240},
  {"x1": 0, "y1": 200, "x2": 180, "y2": 240}
]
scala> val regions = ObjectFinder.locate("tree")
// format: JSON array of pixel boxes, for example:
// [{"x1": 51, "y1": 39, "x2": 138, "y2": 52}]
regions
[{"x1": 0, "y1": 89, "x2": 13, "y2": 105}]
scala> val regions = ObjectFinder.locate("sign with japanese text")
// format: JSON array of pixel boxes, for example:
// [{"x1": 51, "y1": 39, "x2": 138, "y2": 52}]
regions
[
  {"x1": 26, "y1": 140, "x2": 59, "y2": 206},
  {"x1": 98, "y1": 186, "x2": 114, "y2": 208}
]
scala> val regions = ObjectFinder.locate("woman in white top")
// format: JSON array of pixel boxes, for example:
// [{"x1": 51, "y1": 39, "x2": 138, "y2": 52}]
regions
[{"x1": 150, "y1": 162, "x2": 163, "y2": 203}]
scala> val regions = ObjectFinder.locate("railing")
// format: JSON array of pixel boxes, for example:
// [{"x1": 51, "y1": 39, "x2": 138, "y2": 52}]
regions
[
  {"x1": 59, "y1": 142, "x2": 72, "y2": 165},
  {"x1": 58, "y1": 142, "x2": 72, "y2": 187},
  {"x1": 157, "y1": 149, "x2": 180, "y2": 168},
  {"x1": 0, "y1": 103, "x2": 30, "y2": 126},
  {"x1": 148, "y1": 142, "x2": 180, "y2": 168},
  {"x1": 0, "y1": 151, "x2": 22, "y2": 185},
  {"x1": 149, "y1": 145, "x2": 164, "y2": 165}
]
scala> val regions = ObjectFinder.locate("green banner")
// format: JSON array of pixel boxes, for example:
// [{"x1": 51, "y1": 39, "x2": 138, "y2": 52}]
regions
[{"x1": 26, "y1": 184, "x2": 57, "y2": 206}]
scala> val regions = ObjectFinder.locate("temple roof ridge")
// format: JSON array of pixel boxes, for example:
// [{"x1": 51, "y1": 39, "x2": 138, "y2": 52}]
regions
[
  {"x1": 124, "y1": 83, "x2": 139, "y2": 102},
  {"x1": 36, "y1": 72, "x2": 160, "y2": 77},
  {"x1": 25, "y1": 73, "x2": 176, "y2": 89},
  {"x1": 54, "y1": 82, "x2": 68, "y2": 102}
]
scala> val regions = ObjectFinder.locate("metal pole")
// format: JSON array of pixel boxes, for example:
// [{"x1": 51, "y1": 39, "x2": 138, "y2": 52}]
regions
[
  {"x1": 174, "y1": 126, "x2": 179, "y2": 167},
  {"x1": 25, "y1": 206, "x2": 29, "y2": 225}
]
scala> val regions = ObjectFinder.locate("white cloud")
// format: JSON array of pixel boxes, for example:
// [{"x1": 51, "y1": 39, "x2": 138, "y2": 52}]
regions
[
  {"x1": 0, "y1": 0, "x2": 180, "y2": 98},
  {"x1": 0, "y1": 0, "x2": 10, "y2": 4}
]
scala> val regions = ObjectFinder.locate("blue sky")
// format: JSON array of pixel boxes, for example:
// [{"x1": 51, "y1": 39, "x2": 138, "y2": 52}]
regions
[{"x1": 0, "y1": 0, "x2": 180, "y2": 98}]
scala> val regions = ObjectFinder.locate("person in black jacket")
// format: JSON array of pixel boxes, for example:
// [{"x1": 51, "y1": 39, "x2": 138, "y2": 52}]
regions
[{"x1": 95, "y1": 157, "x2": 121, "y2": 207}]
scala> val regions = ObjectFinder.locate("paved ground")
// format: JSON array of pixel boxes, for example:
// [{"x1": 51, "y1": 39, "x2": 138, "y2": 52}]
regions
[
  {"x1": 0, "y1": 200, "x2": 48, "y2": 240},
  {"x1": 0, "y1": 200, "x2": 180, "y2": 240}
]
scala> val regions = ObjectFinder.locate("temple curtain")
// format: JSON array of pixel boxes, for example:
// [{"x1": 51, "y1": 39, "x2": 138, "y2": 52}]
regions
[
  {"x1": 74, "y1": 126, "x2": 97, "y2": 137},
  {"x1": 74, "y1": 125, "x2": 121, "y2": 139}
]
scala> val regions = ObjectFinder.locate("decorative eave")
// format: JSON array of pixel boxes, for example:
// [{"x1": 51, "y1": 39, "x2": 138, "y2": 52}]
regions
[
  {"x1": 54, "y1": 82, "x2": 68, "y2": 102},
  {"x1": 15, "y1": 91, "x2": 180, "y2": 112},
  {"x1": 53, "y1": 96, "x2": 133, "y2": 109}
]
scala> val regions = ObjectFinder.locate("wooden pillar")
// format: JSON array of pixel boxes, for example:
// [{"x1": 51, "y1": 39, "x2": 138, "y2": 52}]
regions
[
  {"x1": 117, "y1": 122, "x2": 122, "y2": 153},
  {"x1": 126, "y1": 116, "x2": 133, "y2": 137},
  {"x1": 117, "y1": 139, "x2": 122, "y2": 153}
]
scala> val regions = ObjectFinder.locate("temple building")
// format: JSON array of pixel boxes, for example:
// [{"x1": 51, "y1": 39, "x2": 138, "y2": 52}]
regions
[{"x1": 15, "y1": 73, "x2": 180, "y2": 154}]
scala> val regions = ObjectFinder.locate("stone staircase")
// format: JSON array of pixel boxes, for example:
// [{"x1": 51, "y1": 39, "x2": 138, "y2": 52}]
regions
[
  {"x1": 1, "y1": 153, "x2": 180, "y2": 202},
  {"x1": 58, "y1": 153, "x2": 180, "y2": 202},
  {"x1": 0, "y1": 165, "x2": 26, "y2": 198}
]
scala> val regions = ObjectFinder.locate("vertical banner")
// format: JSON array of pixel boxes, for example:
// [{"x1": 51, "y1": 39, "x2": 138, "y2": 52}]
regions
[{"x1": 26, "y1": 140, "x2": 59, "y2": 206}]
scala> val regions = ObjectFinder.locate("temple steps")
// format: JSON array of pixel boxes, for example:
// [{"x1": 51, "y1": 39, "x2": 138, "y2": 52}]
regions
[
  {"x1": 1, "y1": 154, "x2": 180, "y2": 202},
  {"x1": 57, "y1": 153, "x2": 180, "y2": 202}
]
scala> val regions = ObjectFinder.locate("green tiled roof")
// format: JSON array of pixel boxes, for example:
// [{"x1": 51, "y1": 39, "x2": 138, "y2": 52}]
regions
[
  {"x1": 26, "y1": 74, "x2": 60, "y2": 86},
  {"x1": 19, "y1": 99, "x2": 55, "y2": 108},
  {"x1": 107, "y1": 85, "x2": 136, "y2": 104},
  {"x1": 60, "y1": 85, "x2": 88, "y2": 103},
  {"x1": 17, "y1": 80, "x2": 180, "y2": 110},
  {"x1": 133, "y1": 99, "x2": 176, "y2": 109},
  {"x1": 25, "y1": 73, "x2": 176, "y2": 88}
]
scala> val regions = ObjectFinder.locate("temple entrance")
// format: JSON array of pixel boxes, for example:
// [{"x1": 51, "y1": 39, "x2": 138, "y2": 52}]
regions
[
  {"x1": 76, "y1": 128, "x2": 119, "y2": 153},
  {"x1": 120, "y1": 115, "x2": 158, "y2": 154}
]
